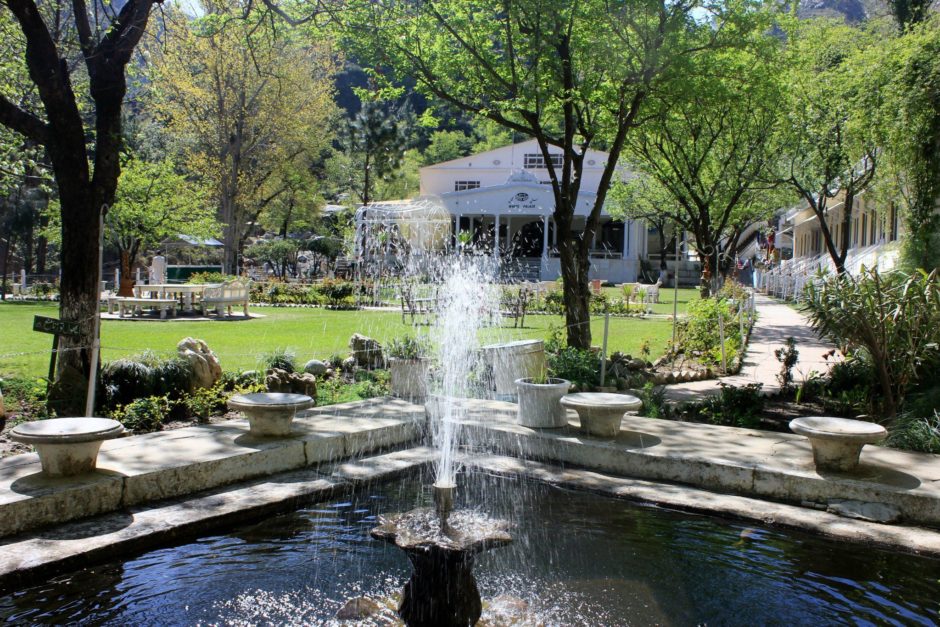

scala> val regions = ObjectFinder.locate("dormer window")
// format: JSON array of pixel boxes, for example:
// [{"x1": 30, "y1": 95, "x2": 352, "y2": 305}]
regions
[
  {"x1": 454, "y1": 180, "x2": 480, "y2": 192},
  {"x1": 523, "y1": 153, "x2": 563, "y2": 169}
]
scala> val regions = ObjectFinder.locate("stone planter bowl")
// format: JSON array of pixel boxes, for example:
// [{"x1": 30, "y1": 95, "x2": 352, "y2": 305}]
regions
[
  {"x1": 227, "y1": 392, "x2": 315, "y2": 437},
  {"x1": 560, "y1": 392, "x2": 642, "y2": 438},
  {"x1": 515, "y1": 377, "x2": 571, "y2": 428},
  {"x1": 9, "y1": 417, "x2": 125, "y2": 477},
  {"x1": 789, "y1": 416, "x2": 887, "y2": 472}
]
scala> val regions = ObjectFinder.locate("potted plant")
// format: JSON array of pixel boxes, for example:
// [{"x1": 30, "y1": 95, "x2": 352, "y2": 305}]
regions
[
  {"x1": 387, "y1": 335, "x2": 431, "y2": 401},
  {"x1": 515, "y1": 367, "x2": 571, "y2": 428}
]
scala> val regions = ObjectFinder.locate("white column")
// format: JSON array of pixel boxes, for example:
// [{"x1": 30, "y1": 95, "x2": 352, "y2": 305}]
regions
[
  {"x1": 454, "y1": 213, "x2": 462, "y2": 251},
  {"x1": 20, "y1": 269, "x2": 26, "y2": 290},
  {"x1": 542, "y1": 215, "x2": 549, "y2": 258},
  {"x1": 622, "y1": 220, "x2": 630, "y2": 259},
  {"x1": 492, "y1": 214, "x2": 500, "y2": 258}
]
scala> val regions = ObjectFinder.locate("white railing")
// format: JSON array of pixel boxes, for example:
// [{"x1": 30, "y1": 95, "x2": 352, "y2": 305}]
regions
[{"x1": 756, "y1": 243, "x2": 900, "y2": 301}]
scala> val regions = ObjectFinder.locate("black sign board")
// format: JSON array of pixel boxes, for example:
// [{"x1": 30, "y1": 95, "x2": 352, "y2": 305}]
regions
[{"x1": 33, "y1": 316, "x2": 81, "y2": 337}]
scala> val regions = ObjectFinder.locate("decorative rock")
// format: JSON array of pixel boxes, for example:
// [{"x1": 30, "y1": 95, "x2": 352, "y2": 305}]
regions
[
  {"x1": 349, "y1": 333, "x2": 385, "y2": 369},
  {"x1": 303, "y1": 359, "x2": 328, "y2": 376},
  {"x1": 177, "y1": 337, "x2": 222, "y2": 389},
  {"x1": 265, "y1": 368, "x2": 317, "y2": 397},
  {"x1": 335, "y1": 597, "x2": 383, "y2": 620},
  {"x1": 341, "y1": 356, "x2": 357, "y2": 372}
]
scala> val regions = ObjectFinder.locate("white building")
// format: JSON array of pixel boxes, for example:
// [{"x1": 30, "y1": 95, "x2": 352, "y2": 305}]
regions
[{"x1": 359, "y1": 139, "x2": 649, "y2": 283}]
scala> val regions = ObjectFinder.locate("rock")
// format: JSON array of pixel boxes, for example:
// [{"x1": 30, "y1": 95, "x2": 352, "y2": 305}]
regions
[
  {"x1": 349, "y1": 333, "x2": 385, "y2": 369},
  {"x1": 177, "y1": 337, "x2": 222, "y2": 389},
  {"x1": 341, "y1": 356, "x2": 357, "y2": 372},
  {"x1": 335, "y1": 597, "x2": 382, "y2": 620},
  {"x1": 303, "y1": 359, "x2": 328, "y2": 376},
  {"x1": 680, "y1": 370, "x2": 694, "y2": 382},
  {"x1": 627, "y1": 358, "x2": 647, "y2": 371},
  {"x1": 265, "y1": 368, "x2": 317, "y2": 397},
  {"x1": 827, "y1": 500, "x2": 902, "y2": 524}
]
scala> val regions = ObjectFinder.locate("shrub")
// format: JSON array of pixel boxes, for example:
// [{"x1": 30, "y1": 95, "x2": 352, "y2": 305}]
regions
[
  {"x1": 187, "y1": 271, "x2": 235, "y2": 284},
  {"x1": 803, "y1": 268, "x2": 940, "y2": 418},
  {"x1": 887, "y1": 411, "x2": 940, "y2": 454},
  {"x1": 387, "y1": 335, "x2": 430, "y2": 360},
  {"x1": 548, "y1": 347, "x2": 600, "y2": 389},
  {"x1": 774, "y1": 337, "x2": 799, "y2": 391},
  {"x1": 638, "y1": 381, "x2": 671, "y2": 419},
  {"x1": 685, "y1": 383, "x2": 765, "y2": 429},
  {"x1": 151, "y1": 357, "x2": 194, "y2": 400},
  {"x1": 319, "y1": 278, "x2": 355, "y2": 306},
  {"x1": 260, "y1": 348, "x2": 296, "y2": 373},
  {"x1": 101, "y1": 359, "x2": 155, "y2": 408},
  {"x1": 676, "y1": 297, "x2": 742, "y2": 366},
  {"x1": 112, "y1": 395, "x2": 171, "y2": 433},
  {"x1": 0, "y1": 376, "x2": 49, "y2": 425},
  {"x1": 542, "y1": 290, "x2": 565, "y2": 314}
]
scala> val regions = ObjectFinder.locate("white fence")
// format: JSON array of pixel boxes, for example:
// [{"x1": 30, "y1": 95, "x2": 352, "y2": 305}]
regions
[{"x1": 755, "y1": 244, "x2": 901, "y2": 301}]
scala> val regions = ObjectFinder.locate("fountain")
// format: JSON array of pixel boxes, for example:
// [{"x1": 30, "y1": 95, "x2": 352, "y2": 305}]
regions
[{"x1": 358, "y1": 200, "x2": 514, "y2": 626}]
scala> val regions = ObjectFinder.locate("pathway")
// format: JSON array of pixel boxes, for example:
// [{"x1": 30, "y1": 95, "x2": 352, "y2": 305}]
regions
[{"x1": 663, "y1": 294, "x2": 835, "y2": 403}]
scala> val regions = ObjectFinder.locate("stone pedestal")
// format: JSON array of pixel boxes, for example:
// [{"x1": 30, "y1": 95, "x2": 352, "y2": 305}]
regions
[
  {"x1": 372, "y1": 508, "x2": 511, "y2": 627},
  {"x1": 9, "y1": 417, "x2": 125, "y2": 477},
  {"x1": 789, "y1": 416, "x2": 887, "y2": 472},
  {"x1": 227, "y1": 393, "x2": 315, "y2": 437},
  {"x1": 560, "y1": 392, "x2": 642, "y2": 437}
]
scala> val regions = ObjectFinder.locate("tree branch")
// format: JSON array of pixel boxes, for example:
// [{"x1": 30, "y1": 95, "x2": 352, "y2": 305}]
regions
[{"x1": 0, "y1": 93, "x2": 49, "y2": 144}]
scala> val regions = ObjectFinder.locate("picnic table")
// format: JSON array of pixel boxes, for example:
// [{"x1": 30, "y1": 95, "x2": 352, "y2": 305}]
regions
[{"x1": 134, "y1": 283, "x2": 212, "y2": 313}]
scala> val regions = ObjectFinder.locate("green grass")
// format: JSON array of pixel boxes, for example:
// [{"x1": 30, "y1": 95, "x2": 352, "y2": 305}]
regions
[
  {"x1": 0, "y1": 301, "x2": 675, "y2": 378},
  {"x1": 598, "y1": 286, "x2": 701, "y2": 315}
]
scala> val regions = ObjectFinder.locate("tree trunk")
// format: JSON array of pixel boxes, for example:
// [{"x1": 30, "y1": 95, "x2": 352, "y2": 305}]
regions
[
  {"x1": 118, "y1": 249, "x2": 135, "y2": 296},
  {"x1": 556, "y1": 210, "x2": 591, "y2": 349}
]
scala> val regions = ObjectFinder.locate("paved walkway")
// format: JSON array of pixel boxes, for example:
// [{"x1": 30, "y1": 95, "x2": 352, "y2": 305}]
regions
[{"x1": 663, "y1": 294, "x2": 835, "y2": 403}]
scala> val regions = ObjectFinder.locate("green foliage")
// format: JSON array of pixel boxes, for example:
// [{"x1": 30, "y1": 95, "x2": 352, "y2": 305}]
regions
[
  {"x1": 101, "y1": 359, "x2": 155, "y2": 408},
  {"x1": 422, "y1": 130, "x2": 474, "y2": 165},
  {"x1": 387, "y1": 335, "x2": 430, "y2": 360},
  {"x1": 319, "y1": 279, "x2": 355, "y2": 306},
  {"x1": 676, "y1": 298, "x2": 742, "y2": 366},
  {"x1": 246, "y1": 239, "x2": 301, "y2": 280},
  {"x1": 685, "y1": 383, "x2": 765, "y2": 429},
  {"x1": 887, "y1": 412, "x2": 940, "y2": 453},
  {"x1": 150, "y1": 358, "x2": 194, "y2": 400},
  {"x1": 260, "y1": 348, "x2": 296, "y2": 373},
  {"x1": 112, "y1": 396, "x2": 171, "y2": 433},
  {"x1": 774, "y1": 337, "x2": 799, "y2": 391},
  {"x1": 187, "y1": 272, "x2": 235, "y2": 284},
  {"x1": 0, "y1": 376, "x2": 49, "y2": 425},
  {"x1": 803, "y1": 268, "x2": 940, "y2": 417},
  {"x1": 318, "y1": 370, "x2": 389, "y2": 405},
  {"x1": 548, "y1": 347, "x2": 600, "y2": 390},
  {"x1": 637, "y1": 381, "x2": 671, "y2": 420}
]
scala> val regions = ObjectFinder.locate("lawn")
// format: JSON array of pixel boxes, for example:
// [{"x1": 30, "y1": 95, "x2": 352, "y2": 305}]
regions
[
  {"x1": 0, "y1": 301, "x2": 676, "y2": 378},
  {"x1": 598, "y1": 286, "x2": 701, "y2": 315}
]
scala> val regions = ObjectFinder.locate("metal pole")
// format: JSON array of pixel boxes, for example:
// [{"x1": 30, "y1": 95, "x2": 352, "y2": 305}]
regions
[
  {"x1": 599, "y1": 308, "x2": 610, "y2": 387},
  {"x1": 718, "y1": 312, "x2": 727, "y2": 375},
  {"x1": 672, "y1": 227, "x2": 680, "y2": 346},
  {"x1": 85, "y1": 211, "x2": 104, "y2": 417}
]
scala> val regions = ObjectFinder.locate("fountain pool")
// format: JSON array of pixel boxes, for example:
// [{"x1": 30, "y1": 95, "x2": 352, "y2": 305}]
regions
[{"x1": 1, "y1": 470, "x2": 937, "y2": 625}]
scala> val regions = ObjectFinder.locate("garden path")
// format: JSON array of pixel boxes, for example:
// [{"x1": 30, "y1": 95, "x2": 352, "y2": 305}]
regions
[{"x1": 663, "y1": 294, "x2": 836, "y2": 403}]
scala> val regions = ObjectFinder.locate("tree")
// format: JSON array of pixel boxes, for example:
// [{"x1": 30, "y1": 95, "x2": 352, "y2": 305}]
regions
[
  {"x1": 609, "y1": 174, "x2": 680, "y2": 275},
  {"x1": 331, "y1": 98, "x2": 413, "y2": 205},
  {"x1": 625, "y1": 40, "x2": 784, "y2": 294},
  {"x1": 344, "y1": 0, "x2": 746, "y2": 348},
  {"x1": 878, "y1": 17, "x2": 940, "y2": 271},
  {"x1": 774, "y1": 19, "x2": 882, "y2": 274},
  {"x1": 106, "y1": 157, "x2": 216, "y2": 295},
  {"x1": 246, "y1": 238, "x2": 300, "y2": 279},
  {"x1": 422, "y1": 130, "x2": 473, "y2": 166},
  {"x1": 0, "y1": 0, "x2": 160, "y2": 409},
  {"x1": 150, "y1": 0, "x2": 338, "y2": 274}
]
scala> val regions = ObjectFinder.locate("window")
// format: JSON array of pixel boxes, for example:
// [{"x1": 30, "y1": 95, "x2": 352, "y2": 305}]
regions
[
  {"x1": 454, "y1": 180, "x2": 480, "y2": 192},
  {"x1": 523, "y1": 153, "x2": 563, "y2": 169}
]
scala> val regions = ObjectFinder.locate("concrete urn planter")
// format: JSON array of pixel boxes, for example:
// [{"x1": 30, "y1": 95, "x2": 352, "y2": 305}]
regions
[
  {"x1": 515, "y1": 377, "x2": 571, "y2": 428},
  {"x1": 389, "y1": 358, "x2": 430, "y2": 401}
]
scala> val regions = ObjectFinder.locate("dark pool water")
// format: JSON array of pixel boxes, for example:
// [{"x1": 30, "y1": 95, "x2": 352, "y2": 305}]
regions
[{"x1": 1, "y1": 470, "x2": 939, "y2": 626}]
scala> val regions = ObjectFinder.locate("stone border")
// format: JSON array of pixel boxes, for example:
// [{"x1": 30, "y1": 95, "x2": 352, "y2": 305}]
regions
[
  {"x1": 461, "y1": 454, "x2": 940, "y2": 558},
  {"x1": 0, "y1": 447, "x2": 437, "y2": 592}
]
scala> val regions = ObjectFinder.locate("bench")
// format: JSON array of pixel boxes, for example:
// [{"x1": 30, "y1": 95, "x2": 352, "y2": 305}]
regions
[
  {"x1": 400, "y1": 283, "x2": 437, "y2": 325},
  {"x1": 789, "y1": 416, "x2": 887, "y2": 472},
  {"x1": 9, "y1": 417, "x2": 125, "y2": 476},
  {"x1": 560, "y1": 392, "x2": 642, "y2": 437},
  {"x1": 227, "y1": 392, "x2": 315, "y2": 437},
  {"x1": 108, "y1": 296, "x2": 178, "y2": 319},
  {"x1": 200, "y1": 279, "x2": 250, "y2": 317}
]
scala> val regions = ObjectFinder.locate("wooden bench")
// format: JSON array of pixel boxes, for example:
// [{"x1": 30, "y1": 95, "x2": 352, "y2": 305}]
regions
[
  {"x1": 108, "y1": 296, "x2": 178, "y2": 319},
  {"x1": 200, "y1": 279, "x2": 250, "y2": 317}
]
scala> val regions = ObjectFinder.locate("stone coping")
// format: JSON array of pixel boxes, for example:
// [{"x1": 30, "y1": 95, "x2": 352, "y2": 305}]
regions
[
  {"x1": 0, "y1": 397, "x2": 425, "y2": 538},
  {"x1": 0, "y1": 447, "x2": 437, "y2": 591},
  {"x1": 448, "y1": 398, "x2": 940, "y2": 528},
  {"x1": 5, "y1": 447, "x2": 940, "y2": 592}
]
